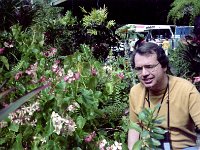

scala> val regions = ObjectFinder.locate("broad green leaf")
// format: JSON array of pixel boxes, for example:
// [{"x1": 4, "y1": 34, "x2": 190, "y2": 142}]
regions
[
  {"x1": 138, "y1": 111, "x2": 147, "y2": 120},
  {"x1": 56, "y1": 81, "x2": 66, "y2": 90},
  {"x1": 0, "y1": 56, "x2": 9, "y2": 70},
  {"x1": 76, "y1": 116, "x2": 86, "y2": 129},
  {"x1": 0, "y1": 83, "x2": 50, "y2": 121},
  {"x1": 152, "y1": 127, "x2": 166, "y2": 134},
  {"x1": 132, "y1": 140, "x2": 142, "y2": 150},
  {"x1": 151, "y1": 138, "x2": 161, "y2": 146},
  {"x1": 150, "y1": 132, "x2": 164, "y2": 140},
  {"x1": 141, "y1": 130, "x2": 150, "y2": 138},
  {"x1": 9, "y1": 122, "x2": 19, "y2": 132},
  {"x1": 0, "y1": 138, "x2": 6, "y2": 145},
  {"x1": 129, "y1": 121, "x2": 142, "y2": 133}
]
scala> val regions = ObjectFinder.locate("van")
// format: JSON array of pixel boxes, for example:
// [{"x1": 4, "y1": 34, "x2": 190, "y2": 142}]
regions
[{"x1": 145, "y1": 25, "x2": 175, "y2": 48}]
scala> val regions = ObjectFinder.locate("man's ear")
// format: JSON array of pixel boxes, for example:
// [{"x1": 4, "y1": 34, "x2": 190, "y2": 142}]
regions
[{"x1": 164, "y1": 67, "x2": 167, "y2": 72}]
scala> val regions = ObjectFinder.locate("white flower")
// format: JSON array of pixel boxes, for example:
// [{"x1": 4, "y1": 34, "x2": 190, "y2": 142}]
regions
[
  {"x1": 99, "y1": 139, "x2": 108, "y2": 149},
  {"x1": 67, "y1": 70, "x2": 74, "y2": 78}
]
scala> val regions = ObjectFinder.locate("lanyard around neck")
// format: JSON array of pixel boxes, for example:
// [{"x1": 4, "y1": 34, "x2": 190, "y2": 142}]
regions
[
  {"x1": 143, "y1": 80, "x2": 170, "y2": 142},
  {"x1": 146, "y1": 82, "x2": 169, "y2": 116}
]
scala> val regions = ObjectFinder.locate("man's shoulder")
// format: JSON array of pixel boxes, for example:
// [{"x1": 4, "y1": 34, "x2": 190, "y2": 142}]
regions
[
  {"x1": 169, "y1": 75, "x2": 195, "y2": 90},
  {"x1": 130, "y1": 83, "x2": 144, "y2": 92}
]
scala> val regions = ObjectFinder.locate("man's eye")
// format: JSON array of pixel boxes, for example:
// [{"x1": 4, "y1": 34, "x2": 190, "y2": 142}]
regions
[
  {"x1": 145, "y1": 65, "x2": 154, "y2": 69},
  {"x1": 135, "y1": 67, "x2": 142, "y2": 71}
]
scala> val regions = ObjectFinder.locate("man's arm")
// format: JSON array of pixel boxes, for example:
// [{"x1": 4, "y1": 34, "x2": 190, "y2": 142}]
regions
[{"x1": 128, "y1": 129, "x2": 140, "y2": 150}]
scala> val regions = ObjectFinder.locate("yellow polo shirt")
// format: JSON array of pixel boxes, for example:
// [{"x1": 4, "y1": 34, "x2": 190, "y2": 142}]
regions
[{"x1": 129, "y1": 75, "x2": 200, "y2": 149}]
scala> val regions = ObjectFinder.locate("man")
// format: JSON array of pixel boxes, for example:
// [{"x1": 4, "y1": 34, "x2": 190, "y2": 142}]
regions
[
  {"x1": 128, "y1": 42, "x2": 200, "y2": 150},
  {"x1": 162, "y1": 38, "x2": 170, "y2": 55}
]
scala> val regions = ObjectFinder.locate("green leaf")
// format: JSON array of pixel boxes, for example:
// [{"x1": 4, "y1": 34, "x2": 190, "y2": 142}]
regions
[
  {"x1": 9, "y1": 122, "x2": 19, "y2": 132},
  {"x1": 129, "y1": 121, "x2": 142, "y2": 133},
  {"x1": 76, "y1": 116, "x2": 86, "y2": 129},
  {"x1": 150, "y1": 132, "x2": 164, "y2": 140},
  {"x1": 11, "y1": 134, "x2": 23, "y2": 150},
  {"x1": 152, "y1": 127, "x2": 166, "y2": 134},
  {"x1": 138, "y1": 111, "x2": 147, "y2": 120},
  {"x1": 0, "y1": 56, "x2": 9, "y2": 70},
  {"x1": 132, "y1": 140, "x2": 142, "y2": 150},
  {"x1": 56, "y1": 81, "x2": 66, "y2": 90},
  {"x1": 105, "y1": 82, "x2": 114, "y2": 95},
  {"x1": 0, "y1": 138, "x2": 6, "y2": 145},
  {"x1": 45, "y1": 119, "x2": 54, "y2": 137},
  {"x1": 0, "y1": 83, "x2": 50, "y2": 121},
  {"x1": 151, "y1": 138, "x2": 161, "y2": 146},
  {"x1": 141, "y1": 130, "x2": 149, "y2": 138},
  {"x1": 0, "y1": 87, "x2": 16, "y2": 100}
]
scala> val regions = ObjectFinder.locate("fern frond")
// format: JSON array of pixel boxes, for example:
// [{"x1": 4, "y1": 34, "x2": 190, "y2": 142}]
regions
[{"x1": 11, "y1": 60, "x2": 25, "y2": 75}]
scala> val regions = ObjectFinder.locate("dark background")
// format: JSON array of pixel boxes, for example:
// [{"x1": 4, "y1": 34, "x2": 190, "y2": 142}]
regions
[{"x1": 56, "y1": 0, "x2": 174, "y2": 25}]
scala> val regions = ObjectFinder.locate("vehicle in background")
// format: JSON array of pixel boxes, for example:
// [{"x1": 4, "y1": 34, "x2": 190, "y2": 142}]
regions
[
  {"x1": 174, "y1": 26, "x2": 194, "y2": 39},
  {"x1": 145, "y1": 25, "x2": 175, "y2": 48},
  {"x1": 174, "y1": 26, "x2": 194, "y2": 48}
]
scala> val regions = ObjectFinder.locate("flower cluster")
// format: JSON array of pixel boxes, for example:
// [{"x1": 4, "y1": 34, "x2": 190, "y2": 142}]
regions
[
  {"x1": 116, "y1": 72, "x2": 124, "y2": 80},
  {"x1": 51, "y1": 60, "x2": 64, "y2": 77},
  {"x1": 67, "y1": 101, "x2": 80, "y2": 112},
  {"x1": 84, "y1": 131, "x2": 96, "y2": 143},
  {"x1": 0, "y1": 41, "x2": 14, "y2": 54},
  {"x1": 98, "y1": 139, "x2": 122, "y2": 150},
  {"x1": 43, "y1": 47, "x2": 57, "y2": 57},
  {"x1": 8, "y1": 101, "x2": 40, "y2": 126},
  {"x1": 51, "y1": 111, "x2": 77, "y2": 136},
  {"x1": 103, "y1": 65, "x2": 112, "y2": 73},
  {"x1": 64, "y1": 70, "x2": 80, "y2": 83},
  {"x1": 15, "y1": 62, "x2": 38, "y2": 83}
]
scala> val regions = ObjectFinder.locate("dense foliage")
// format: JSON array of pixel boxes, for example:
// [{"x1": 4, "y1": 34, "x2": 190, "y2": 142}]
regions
[
  {"x1": 168, "y1": 0, "x2": 200, "y2": 25},
  {"x1": 0, "y1": 2, "x2": 135, "y2": 149}
]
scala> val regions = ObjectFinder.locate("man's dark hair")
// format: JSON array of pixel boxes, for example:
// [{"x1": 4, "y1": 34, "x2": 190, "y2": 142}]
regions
[{"x1": 130, "y1": 42, "x2": 169, "y2": 69}]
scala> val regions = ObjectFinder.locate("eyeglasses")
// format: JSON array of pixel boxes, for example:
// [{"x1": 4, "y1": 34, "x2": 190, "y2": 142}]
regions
[{"x1": 134, "y1": 63, "x2": 160, "y2": 74}]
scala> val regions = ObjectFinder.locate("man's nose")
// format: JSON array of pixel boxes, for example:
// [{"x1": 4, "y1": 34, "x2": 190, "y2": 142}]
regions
[{"x1": 141, "y1": 67, "x2": 149, "y2": 76}]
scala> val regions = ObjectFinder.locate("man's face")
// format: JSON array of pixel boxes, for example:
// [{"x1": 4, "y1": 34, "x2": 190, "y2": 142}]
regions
[{"x1": 134, "y1": 53, "x2": 167, "y2": 90}]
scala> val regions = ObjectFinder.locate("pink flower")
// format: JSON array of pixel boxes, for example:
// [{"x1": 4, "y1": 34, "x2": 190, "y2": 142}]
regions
[
  {"x1": 91, "y1": 67, "x2": 97, "y2": 76},
  {"x1": 0, "y1": 48, "x2": 5, "y2": 54},
  {"x1": 50, "y1": 47, "x2": 57, "y2": 54},
  {"x1": 42, "y1": 47, "x2": 57, "y2": 57},
  {"x1": 39, "y1": 76, "x2": 46, "y2": 82},
  {"x1": 64, "y1": 70, "x2": 80, "y2": 83},
  {"x1": 15, "y1": 71, "x2": 23, "y2": 80},
  {"x1": 52, "y1": 64, "x2": 59, "y2": 72},
  {"x1": 194, "y1": 76, "x2": 200, "y2": 83},
  {"x1": 117, "y1": 72, "x2": 124, "y2": 79},
  {"x1": 25, "y1": 62, "x2": 38, "y2": 76},
  {"x1": 84, "y1": 131, "x2": 96, "y2": 143},
  {"x1": 54, "y1": 60, "x2": 60, "y2": 64},
  {"x1": 74, "y1": 72, "x2": 80, "y2": 80}
]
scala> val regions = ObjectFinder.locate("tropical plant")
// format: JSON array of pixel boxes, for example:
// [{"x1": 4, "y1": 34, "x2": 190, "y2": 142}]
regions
[
  {"x1": 0, "y1": 82, "x2": 50, "y2": 121},
  {"x1": 129, "y1": 105, "x2": 166, "y2": 150},
  {"x1": 0, "y1": 4, "x2": 135, "y2": 149},
  {"x1": 167, "y1": 0, "x2": 200, "y2": 25},
  {"x1": 0, "y1": 0, "x2": 39, "y2": 31}
]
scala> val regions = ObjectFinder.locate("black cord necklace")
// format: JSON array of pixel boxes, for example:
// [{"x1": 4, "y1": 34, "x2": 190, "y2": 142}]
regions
[{"x1": 143, "y1": 78, "x2": 171, "y2": 145}]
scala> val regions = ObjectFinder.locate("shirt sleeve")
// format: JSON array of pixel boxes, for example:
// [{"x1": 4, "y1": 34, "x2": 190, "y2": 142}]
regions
[
  {"x1": 188, "y1": 85, "x2": 200, "y2": 129},
  {"x1": 129, "y1": 88, "x2": 139, "y2": 123}
]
